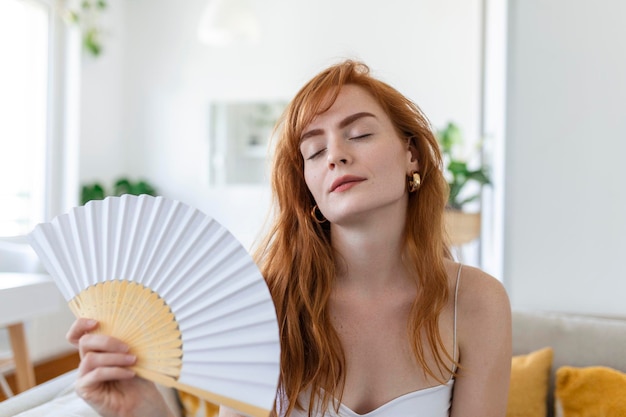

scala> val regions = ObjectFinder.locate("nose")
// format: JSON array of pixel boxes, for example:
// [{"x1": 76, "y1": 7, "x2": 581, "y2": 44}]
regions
[{"x1": 326, "y1": 139, "x2": 350, "y2": 168}]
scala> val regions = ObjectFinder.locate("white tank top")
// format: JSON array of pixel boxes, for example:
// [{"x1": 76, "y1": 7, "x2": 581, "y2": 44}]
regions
[{"x1": 279, "y1": 264, "x2": 462, "y2": 417}]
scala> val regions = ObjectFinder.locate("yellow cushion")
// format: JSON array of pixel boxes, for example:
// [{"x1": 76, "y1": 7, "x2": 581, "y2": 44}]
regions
[
  {"x1": 506, "y1": 347, "x2": 554, "y2": 417},
  {"x1": 555, "y1": 366, "x2": 626, "y2": 417},
  {"x1": 178, "y1": 390, "x2": 220, "y2": 417}
]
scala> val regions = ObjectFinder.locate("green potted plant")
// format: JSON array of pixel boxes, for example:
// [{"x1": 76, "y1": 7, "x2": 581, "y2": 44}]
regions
[
  {"x1": 436, "y1": 122, "x2": 491, "y2": 245},
  {"x1": 80, "y1": 177, "x2": 158, "y2": 205}
]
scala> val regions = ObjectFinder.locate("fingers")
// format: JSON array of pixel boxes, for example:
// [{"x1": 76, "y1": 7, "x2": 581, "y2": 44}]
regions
[
  {"x1": 67, "y1": 318, "x2": 131, "y2": 359},
  {"x1": 75, "y1": 364, "x2": 137, "y2": 405},
  {"x1": 77, "y1": 342, "x2": 137, "y2": 387},
  {"x1": 67, "y1": 318, "x2": 147, "y2": 414},
  {"x1": 66, "y1": 317, "x2": 98, "y2": 346},
  {"x1": 79, "y1": 350, "x2": 137, "y2": 379},
  {"x1": 78, "y1": 362, "x2": 136, "y2": 386},
  {"x1": 78, "y1": 333, "x2": 130, "y2": 359}
]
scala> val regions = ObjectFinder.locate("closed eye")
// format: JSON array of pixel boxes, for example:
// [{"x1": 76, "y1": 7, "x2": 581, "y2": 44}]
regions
[
  {"x1": 351, "y1": 133, "x2": 372, "y2": 140},
  {"x1": 306, "y1": 148, "x2": 326, "y2": 160}
]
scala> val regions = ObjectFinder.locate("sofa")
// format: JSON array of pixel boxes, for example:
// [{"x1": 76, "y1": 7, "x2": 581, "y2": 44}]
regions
[
  {"x1": 1, "y1": 309, "x2": 625, "y2": 417},
  {"x1": 510, "y1": 310, "x2": 626, "y2": 417}
]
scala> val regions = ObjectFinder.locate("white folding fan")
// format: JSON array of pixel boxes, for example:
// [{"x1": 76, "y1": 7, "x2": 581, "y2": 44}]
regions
[{"x1": 27, "y1": 194, "x2": 280, "y2": 417}]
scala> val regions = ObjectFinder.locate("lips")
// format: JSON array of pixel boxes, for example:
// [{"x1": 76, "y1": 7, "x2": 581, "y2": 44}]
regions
[{"x1": 330, "y1": 175, "x2": 366, "y2": 192}]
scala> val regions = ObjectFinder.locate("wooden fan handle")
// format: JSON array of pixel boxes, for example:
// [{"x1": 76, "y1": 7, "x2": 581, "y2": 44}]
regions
[{"x1": 134, "y1": 367, "x2": 271, "y2": 417}]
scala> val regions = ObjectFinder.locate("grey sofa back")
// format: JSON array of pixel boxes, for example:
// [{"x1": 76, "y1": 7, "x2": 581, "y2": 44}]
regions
[{"x1": 512, "y1": 310, "x2": 626, "y2": 417}]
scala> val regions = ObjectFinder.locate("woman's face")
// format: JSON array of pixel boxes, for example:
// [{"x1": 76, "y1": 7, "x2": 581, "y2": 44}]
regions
[{"x1": 299, "y1": 85, "x2": 418, "y2": 225}]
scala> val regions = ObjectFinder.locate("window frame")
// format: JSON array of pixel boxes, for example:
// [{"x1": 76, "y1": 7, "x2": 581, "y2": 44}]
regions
[
  {"x1": 0, "y1": 0, "x2": 81, "y2": 239},
  {"x1": 45, "y1": 0, "x2": 81, "y2": 224}
]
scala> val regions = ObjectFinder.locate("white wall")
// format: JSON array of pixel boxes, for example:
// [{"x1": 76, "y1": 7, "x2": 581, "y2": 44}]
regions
[
  {"x1": 79, "y1": 0, "x2": 128, "y2": 186},
  {"x1": 81, "y1": 0, "x2": 484, "y2": 248},
  {"x1": 504, "y1": 0, "x2": 626, "y2": 315}
]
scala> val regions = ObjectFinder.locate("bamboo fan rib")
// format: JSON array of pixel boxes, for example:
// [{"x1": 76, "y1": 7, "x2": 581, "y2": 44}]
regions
[{"x1": 28, "y1": 195, "x2": 280, "y2": 417}]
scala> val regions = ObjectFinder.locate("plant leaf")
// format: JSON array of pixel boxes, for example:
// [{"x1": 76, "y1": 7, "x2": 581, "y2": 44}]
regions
[
  {"x1": 80, "y1": 183, "x2": 106, "y2": 205},
  {"x1": 447, "y1": 160, "x2": 469, "y2": 175},
  {"x1": 457, "y1": 194, "x2": 482, "y2": 207},
  {"x1": 466, "y1": 169, "x2": 491, "y2": 185},
  {"x1": 84, "y1": 28, "x2": 102, "y2": 56}
]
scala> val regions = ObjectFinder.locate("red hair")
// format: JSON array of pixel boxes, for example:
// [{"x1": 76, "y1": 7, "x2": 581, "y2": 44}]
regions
[{"x1": 253, "y1": 60, "x2": 453, "y2": 416}]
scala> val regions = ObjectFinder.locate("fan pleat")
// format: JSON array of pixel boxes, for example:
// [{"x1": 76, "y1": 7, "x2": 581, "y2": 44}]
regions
[
  {"x1": 35, "y1": 222, "x2": 66, "y2": 295},
  {"x1": 131, "y1": 198, "x2": 184, "y2": 287},
  {"x1": 28, "y1": 195, "x2": 280, "y2": 417},
  {"x1": 142, "y1": 209, "x2": 212, "y2": 294},
  {"x1": 183, "y1": 318, "x2": 277, "y2": 348},
  {"x1": 183, "y1": 362, "x2": 278, "y2": 385},
  {"x1": 59, "y1": 211, "x2": 83, "y2": 289},
  {"x1": 149, "y1": 219, "x2": 228, "y2": 299},
  {"x1": 85, "y1": 199, "x2": 104, "y2": 283},
  {"x1": 180, "y1": 293, "x2": 272, "y2": 330},
  {"x1": 53, "y1": 214, "x2": 85, "y2": 295},
  {"x1": 104, "y1": 196, "x2": 129, "y2": 282},
  {"x1": 176, "y1": 302, "x2": 275, "y2": 355},
  {"x1": 110, "y1": 196, "x2": 130, "y2": 281},
  {"x1": 164, "y1": 229, "x2": 238, "y2": 295},
  {"x1": 184, "y1": 342, "x2": 278, "y2": 364},
  {"x1": 164, "y1": 248, "x2": 247, "y2": 313},
  {"x1": 181, "y1": 266, "x2": 268, "y2": 311},
  {"x1": 175, "y1": 250, "x2": 260, "y2": 309},
  {"x1": 176, "y1": 373, "x2": 275, "y2": 410},
  {"x1": 169, "y1": 239, "x2": 238, "y2": 305},
  {"x1": 115, "y1": 195, "x2": 146, "y2": 283},
  {"x1": 126, "y1": 196, "x2": 167, "y2": 283}
]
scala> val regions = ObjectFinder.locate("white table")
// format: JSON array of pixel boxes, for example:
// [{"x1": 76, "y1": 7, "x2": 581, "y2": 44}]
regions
[{"x1": 0, "y1": 273, "x2": 60, "y2": 393}]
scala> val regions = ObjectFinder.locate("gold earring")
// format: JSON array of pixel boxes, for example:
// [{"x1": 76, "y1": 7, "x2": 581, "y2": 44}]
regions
[
  {"x1": 408, "y1": 172, "x2": 421, "y2": 193},
  {"x1": 311, "y1": 205, "x2": 327, "y2": 224}
]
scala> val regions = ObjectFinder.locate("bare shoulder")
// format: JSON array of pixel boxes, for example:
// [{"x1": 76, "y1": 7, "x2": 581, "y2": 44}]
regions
[
  {"x1": 444, "y1": 260, "x2": 511, "y2": 343},
  {"x1": 455, "y1": 263, "x2": 510, "y2": 317},
  {"x1": 444, "y1": 262, "x2": 512, "y2": 415}
]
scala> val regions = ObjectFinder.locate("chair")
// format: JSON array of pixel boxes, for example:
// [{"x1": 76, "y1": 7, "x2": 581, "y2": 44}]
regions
[
  {"x1": 0, "y1": 352, "x2": 14, "y2": 398},
  {"x1": 0, "y1": 237, "x2": 44, "y2": 397}
]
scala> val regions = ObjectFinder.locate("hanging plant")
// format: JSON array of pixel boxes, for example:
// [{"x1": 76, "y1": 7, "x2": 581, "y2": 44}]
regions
[{"x1": 65, "y1": 0, "x2": 108, "y2": 56}]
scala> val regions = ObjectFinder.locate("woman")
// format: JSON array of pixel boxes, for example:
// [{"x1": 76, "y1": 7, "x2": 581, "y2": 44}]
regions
[{"x1": 68, "y1": 60, "x2": 511, "y2": 417}]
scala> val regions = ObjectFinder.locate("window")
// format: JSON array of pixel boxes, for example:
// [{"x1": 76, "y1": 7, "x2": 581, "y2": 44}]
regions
[{"x1": 0, "y1": 0, "x2": 50, "y2": 236}]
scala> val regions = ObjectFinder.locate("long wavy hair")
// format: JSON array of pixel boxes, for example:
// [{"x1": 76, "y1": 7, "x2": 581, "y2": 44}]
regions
[{"x1": 253, "y1": 60, "x2": 453, "y2": 417}]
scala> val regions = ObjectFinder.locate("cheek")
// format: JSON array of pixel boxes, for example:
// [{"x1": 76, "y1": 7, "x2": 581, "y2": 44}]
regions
[
  {"x1": 375, "y1": 153, "x2": 410, "y2": 192},
  {"x1": 380, "y1": 169, "x2": 407, "y2": 193},
  {"x1": 376, "y1": 149, "x2": 408, "y2": 176},
  {"x1": 303, "y1": 167, "x2": 322, "y2": 200}
]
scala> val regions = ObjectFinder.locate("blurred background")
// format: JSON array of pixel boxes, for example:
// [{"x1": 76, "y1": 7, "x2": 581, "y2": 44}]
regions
[{"x1": 0, "y1": 0, "x2": 625, "y2": 365}]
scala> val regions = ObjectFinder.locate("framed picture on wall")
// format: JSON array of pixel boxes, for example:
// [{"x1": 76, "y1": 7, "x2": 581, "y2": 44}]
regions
[{"x1": 209, "y1": 101, "x2": 286, "y2": 186}]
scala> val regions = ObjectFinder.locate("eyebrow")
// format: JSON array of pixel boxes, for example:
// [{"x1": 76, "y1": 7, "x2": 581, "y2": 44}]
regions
[{"x1": 300, "y1": 112, "x2": 377, "y2": 142}]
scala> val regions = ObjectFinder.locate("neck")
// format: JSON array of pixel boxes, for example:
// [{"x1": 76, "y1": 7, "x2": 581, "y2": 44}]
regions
[{"x1": 330, "y1": 205, "x2": 410, "y2": 291}]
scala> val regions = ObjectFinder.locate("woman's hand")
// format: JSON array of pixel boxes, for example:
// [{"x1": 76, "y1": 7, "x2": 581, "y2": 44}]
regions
[{"x1": 67, "y1": 318, "x2": 177, "y2": 417}]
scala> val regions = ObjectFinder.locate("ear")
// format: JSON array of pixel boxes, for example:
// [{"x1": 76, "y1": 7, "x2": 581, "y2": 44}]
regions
[{"x1": 406, "y1": 137, "x2": 420, "y2": 173}]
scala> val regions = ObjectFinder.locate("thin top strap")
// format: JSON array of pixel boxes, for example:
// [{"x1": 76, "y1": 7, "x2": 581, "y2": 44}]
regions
[{"x1": 453, "y1": 263, "x2": 462, "y2": 367}]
